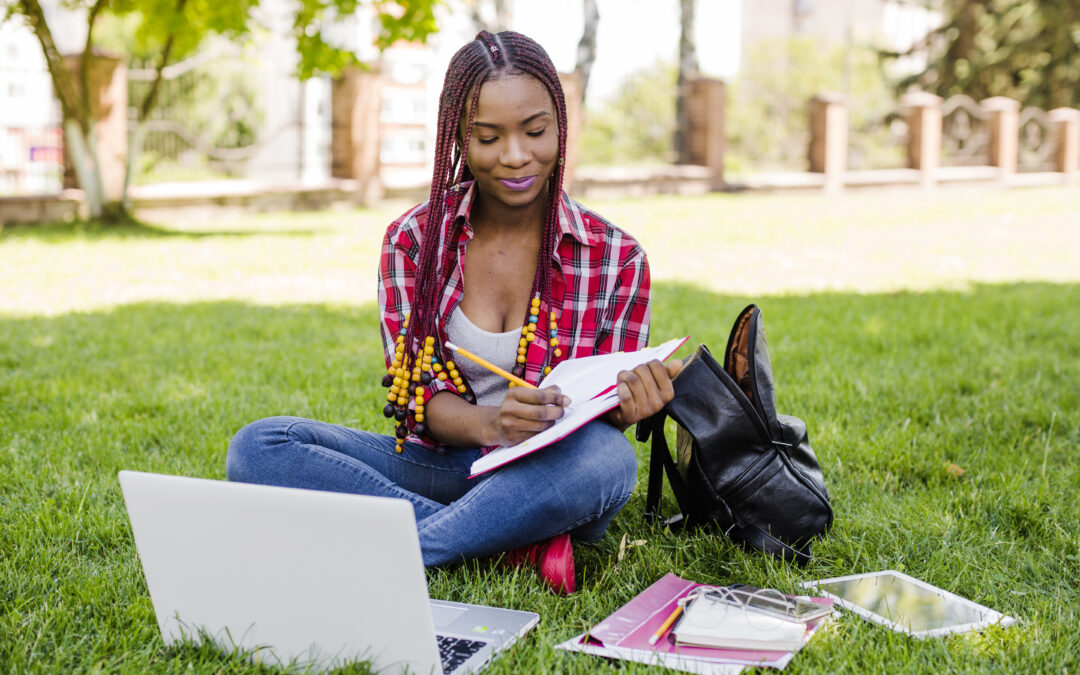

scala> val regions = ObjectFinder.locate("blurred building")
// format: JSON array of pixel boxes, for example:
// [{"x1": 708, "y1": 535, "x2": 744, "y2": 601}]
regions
[{"x1": 0, "y1": 17, "x2": 64, "y2": 195}]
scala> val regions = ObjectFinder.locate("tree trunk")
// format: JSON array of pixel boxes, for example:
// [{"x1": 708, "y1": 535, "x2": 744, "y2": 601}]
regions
[
  {"x1": 675, "y1": 0, "x2": 699, "y2": 164},
  {"x1": 575, "y1": 0, "x2": 599, "y2": 101}
]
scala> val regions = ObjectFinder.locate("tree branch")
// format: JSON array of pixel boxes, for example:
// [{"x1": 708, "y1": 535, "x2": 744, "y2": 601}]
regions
[
  {"x1": 138, "y1": 0, "x2": 189, "y2": 123},
  {"x1": 79, "y1": 0, "x2": 109, "y2": 124}
]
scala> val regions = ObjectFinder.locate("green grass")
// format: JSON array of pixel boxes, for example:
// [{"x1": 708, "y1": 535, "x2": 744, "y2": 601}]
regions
[{"x1": 2, "y1": 187, "x2": 1079, "y2": 672}]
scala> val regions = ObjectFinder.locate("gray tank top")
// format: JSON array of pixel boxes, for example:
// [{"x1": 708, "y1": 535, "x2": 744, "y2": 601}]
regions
[{"x1": 445, "y1": 306, "x2": 521, "y2": 407}]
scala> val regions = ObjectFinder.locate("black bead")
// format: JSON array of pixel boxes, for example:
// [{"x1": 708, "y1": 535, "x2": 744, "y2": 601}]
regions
[
  {"x1": 414, "y1": 422, "x2": 427, "y2": 437},
  {"x1": 420, "y1": 372, "x2": 432, "y2": 385},
  {"x1": 381, "y1": 373, "x2": 394, "y2": 388},
  {"x1": 394, "y1": 408, "x2": 407, "y2": 422},
  {"x1": 395, "y1": 425, "x2": 408, "y2": 439},
  {"x1": 382, "y1": 404, "x2": 395, "y2": 418},
  {"x1": 512, "y1": 364, "x2": 525, "y2": 377}
]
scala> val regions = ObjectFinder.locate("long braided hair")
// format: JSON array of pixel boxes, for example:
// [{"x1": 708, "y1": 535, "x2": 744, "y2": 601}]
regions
[{"x1": 387, "y1": 31, "x2": 569, "y2": 443}]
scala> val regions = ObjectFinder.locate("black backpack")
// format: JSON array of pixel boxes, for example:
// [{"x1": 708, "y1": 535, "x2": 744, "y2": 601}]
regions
[{"x1": 637, "y1": 304, "x2": 833, "y2": 564}]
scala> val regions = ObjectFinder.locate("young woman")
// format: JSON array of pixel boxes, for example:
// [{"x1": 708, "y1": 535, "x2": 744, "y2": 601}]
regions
[{"x1": 226, "y1": 30, "x2": 680, "y2": 595}]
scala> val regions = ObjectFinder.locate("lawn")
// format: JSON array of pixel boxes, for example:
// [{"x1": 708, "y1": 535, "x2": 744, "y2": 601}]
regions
[{"x1": 1, "y1": 187, "x2": 1078, "y2": 672}]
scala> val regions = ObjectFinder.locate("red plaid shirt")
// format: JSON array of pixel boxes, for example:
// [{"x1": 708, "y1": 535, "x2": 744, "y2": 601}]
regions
[{"x1": 378, "y1": 182, "x2": 652, "y2": 445}]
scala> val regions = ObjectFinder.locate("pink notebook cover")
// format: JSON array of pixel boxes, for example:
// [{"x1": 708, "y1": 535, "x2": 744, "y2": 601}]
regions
[{"x1": 582, "y1": 573, "x2": 833, "y2": 668}]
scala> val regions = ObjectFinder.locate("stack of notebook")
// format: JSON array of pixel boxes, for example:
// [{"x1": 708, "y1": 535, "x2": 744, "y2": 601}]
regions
[{"x1": 556, "y1": 574, "x2": 833, "y2": 674}]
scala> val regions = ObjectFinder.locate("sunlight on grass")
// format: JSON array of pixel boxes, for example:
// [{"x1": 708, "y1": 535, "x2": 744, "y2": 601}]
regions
[{"x1": 1, "y1": 187, "x2": 1078, "y2": 317}]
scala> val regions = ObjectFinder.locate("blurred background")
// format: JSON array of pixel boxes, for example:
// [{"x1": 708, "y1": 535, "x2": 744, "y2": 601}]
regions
[{"x1": 2, "y1": 0, "x2": 1077, "y2": 223}]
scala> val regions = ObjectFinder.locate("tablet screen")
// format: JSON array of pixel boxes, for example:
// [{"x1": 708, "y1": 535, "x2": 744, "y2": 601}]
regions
[{"x1": 813, "y1": 571, "x2": 995, "y2": 633}]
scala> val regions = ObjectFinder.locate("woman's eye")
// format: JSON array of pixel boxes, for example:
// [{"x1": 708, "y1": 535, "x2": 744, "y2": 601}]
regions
[
  {"x1": 526, "y1": 128, "x2": 546, "y2": 138},
  {"x1": 477, "y1": 137, "x2": 497, "y2": 145}
]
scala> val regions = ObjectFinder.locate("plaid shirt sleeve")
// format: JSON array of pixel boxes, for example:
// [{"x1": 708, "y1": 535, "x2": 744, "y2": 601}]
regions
[{"x1": 595, "y1": 245, "x2": 651, "y2": 354}]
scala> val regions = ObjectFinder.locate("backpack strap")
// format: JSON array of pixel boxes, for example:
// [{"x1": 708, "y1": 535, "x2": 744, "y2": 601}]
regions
[{"x1": 639, "y1": 413, "x2": 695, "y2": 528}]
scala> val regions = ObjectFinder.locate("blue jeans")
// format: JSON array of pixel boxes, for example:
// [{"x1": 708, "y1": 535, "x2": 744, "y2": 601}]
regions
[{"x1": 225, "y1": 417, "x2": 638, "y2": 567}]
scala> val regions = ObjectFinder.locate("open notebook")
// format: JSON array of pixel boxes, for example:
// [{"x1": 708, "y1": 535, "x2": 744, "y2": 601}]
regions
[{"x1": 468, "y1": 336, "x2": 688, "y2": 477}]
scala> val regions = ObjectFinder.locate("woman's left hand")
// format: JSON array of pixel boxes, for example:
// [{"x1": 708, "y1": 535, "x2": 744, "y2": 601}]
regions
[{"x1": 605, "y1": 359, "x2": 683, "y2": 431}]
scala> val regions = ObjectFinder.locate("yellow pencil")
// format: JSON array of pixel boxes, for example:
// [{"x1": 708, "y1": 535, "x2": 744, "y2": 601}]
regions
[
  {"x1": 444, "y1": 341, "x2": 537, "y2": 389},
  {"x1": 648, "y1": 604, "x2": 684, "y2": 645}
]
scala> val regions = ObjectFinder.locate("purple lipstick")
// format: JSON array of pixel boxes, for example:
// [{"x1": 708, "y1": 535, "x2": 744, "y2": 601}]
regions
[{"x1": 498, "y1": 175, "x2": 536, "y2": 191}]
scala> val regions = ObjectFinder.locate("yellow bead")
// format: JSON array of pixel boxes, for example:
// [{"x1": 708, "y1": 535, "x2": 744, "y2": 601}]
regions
[
  {"x1": 519, "y1": 338, "x2": 528, "y2": 347},
  {"x1": 457, "y1": 385, "x2": 467, "y2": 393},
  {"x1": 554, "y1": 348, "x2": 562, "y2": 357},
  {"x1": 415, "y1": 396, "x2": 425, "y2": 405},
  {"x1": 397, "y1": 396, "x2": 407, "y2": 406},
  {"x1": 386, "y1": 391, "x2": 396, "y2": 401},
  {"x1": 432, "y1": 363, "x2": 443, "y2": 372},
  {"x1": 516, "y1": 355, "x2": 526, "y2": 364},
  {"x1": 452, "y1": 377, "x2": 463, "y2": 386},
  {"x1": 425, "y1": 336, "x2": 435, "y2": 345},
  {"x1": 424, "y1": 345, "x2": 434, "y2": 355},
  {"x1": 526, "y1": 323, "x2": 536, "y2": 332},
  {"x1": 415, "y1": 413, "x2": 424, "y2": 422},
  {"x1": 449, "y1": 369, "x2": 460, "y2": 379},
  {"x1": 544, "y1": 366, "x2": 552, "y2": 374},
  {"x1": 521, "y1": 326, "x2": 529, "y2": 335},
  {"x1": 415, "y1": 404, "x2": 424, "y2": 413},
  {"x1": 518, "y1": 346, "x2": 527, "y2": 355},
  {"x1": 550, "y1": 338, "x2": 559, "y2": 346},
  {"x1": 526, "y1": 333, "x2": 535, "y2": 342},
  {"x1": 508, "y1": 381, "x2": 516, "y2": 388},
  {"x1": 531, "y1": 297, "x2": 541, "y2": 307},
  {"x1": 438, "y1": 372, "x2": 448, "y2": 381},
  {"x1": 445, "y1": 360, "x2": 455, "y2": 370}
]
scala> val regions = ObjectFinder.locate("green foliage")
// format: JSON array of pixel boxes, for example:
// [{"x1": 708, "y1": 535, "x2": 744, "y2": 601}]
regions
[
  {"x1": 727, "y1": 36, "x2": 902, "y2": 173},
  {"x1": 579, "y1": 61, "x2": 677, "y2": 167},
  {"x1": 897, "y1": 0, "x2": 1080, "y2": 109},
  {"x1": 293, "y1": 0, "x2": 440, "y2": 80}
]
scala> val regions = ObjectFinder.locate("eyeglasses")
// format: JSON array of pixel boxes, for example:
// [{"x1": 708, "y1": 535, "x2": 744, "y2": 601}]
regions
[{"x1": 677, "y1": 584, "x2": 832, "y2": 628}]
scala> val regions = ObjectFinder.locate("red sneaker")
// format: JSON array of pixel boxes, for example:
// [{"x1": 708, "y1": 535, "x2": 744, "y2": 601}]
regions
[{"x1": 502, "y1": 533, "x2": 576, "y2": 595}]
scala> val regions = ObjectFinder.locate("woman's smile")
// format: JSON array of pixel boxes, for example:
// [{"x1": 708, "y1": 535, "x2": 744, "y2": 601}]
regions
[{"x1": 498, "y1": 175, "x2": 537, "y2": 191}]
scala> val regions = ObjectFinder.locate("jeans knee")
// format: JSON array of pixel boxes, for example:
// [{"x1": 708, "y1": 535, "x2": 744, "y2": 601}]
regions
[
  {"x1": 226, "y1": 416, "x2": 294, "y2": 482},
  {"x1": 548, "y1": 421, "x2": 638, "y2": 511}
]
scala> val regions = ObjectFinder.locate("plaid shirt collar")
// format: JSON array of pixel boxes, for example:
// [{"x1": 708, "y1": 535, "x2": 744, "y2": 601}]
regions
[{"x1": 451, "y1": 181, "x2": 595, "y2": 255}]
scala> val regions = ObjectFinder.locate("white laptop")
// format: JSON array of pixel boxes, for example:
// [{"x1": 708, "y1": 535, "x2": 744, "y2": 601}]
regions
[{"x1": 118, "y1": 470, "x2": 539, "y2": 674}]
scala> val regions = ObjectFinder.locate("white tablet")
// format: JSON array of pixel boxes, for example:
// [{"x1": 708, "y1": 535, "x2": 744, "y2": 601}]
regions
[{"x1": 801, "y1": 570, "x2": 1016, "y2": 638}]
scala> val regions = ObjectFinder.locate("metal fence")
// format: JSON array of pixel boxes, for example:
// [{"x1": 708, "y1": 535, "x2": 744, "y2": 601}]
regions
[{"x1": 127, "y1": 42, "x2": 332, "y2": 187}]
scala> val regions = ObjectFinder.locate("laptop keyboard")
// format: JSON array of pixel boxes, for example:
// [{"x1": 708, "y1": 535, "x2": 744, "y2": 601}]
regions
[{"x1": 436, "y1": 634, "x2": 487, "y2": 674}]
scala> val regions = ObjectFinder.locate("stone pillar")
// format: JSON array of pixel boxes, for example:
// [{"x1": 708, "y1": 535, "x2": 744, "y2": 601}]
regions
[
  {"x1": 62, "y1": 51, "x2": 127, "y2": 201},
  {"x1": 809, "y1": 92, "x2": 847, "y2": 193},
  {"x1": 684, "y1": 77, "x2": 726, "y2": 190},
  {"x1": 1049, "y1": 107, "x2": 1080, "y2": 180},
  {"x1": 557, "y1": 71, "x2": 583, "y2": 193},
  {"x1": 980, "y1": 96, "x2": 1020, "y2": 177},
  {"x1": 331, "y1": 67, "x2": 384, "y2": 206},
  {"x1": 901, "y1": 91, "x2": 942, "y2": 188}
]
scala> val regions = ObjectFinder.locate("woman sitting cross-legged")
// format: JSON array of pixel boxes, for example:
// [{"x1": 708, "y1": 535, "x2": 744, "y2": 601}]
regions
[{"x1": 226, "y1": 30, "x2": 681, "y2": 595}]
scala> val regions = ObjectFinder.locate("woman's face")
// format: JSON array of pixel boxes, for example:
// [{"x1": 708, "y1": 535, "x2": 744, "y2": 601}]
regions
[{"x1": 461, "y1": 73, "x2": 560, "y2": 211}]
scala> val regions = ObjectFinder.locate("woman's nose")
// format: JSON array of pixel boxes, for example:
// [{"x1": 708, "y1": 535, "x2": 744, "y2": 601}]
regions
[{"x1": 500, "y1": 134, "x2": 530, "y2": 167}]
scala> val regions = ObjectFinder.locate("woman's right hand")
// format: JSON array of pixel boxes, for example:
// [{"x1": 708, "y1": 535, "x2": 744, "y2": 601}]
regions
[{"x1": 487, "y1": 386, "x2": 570, "y2": 446}]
